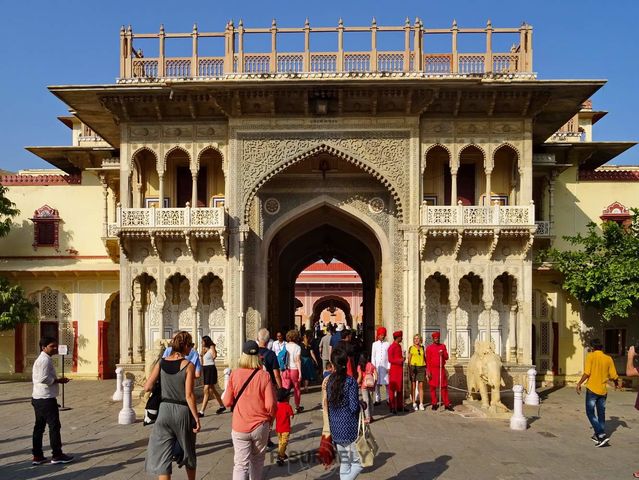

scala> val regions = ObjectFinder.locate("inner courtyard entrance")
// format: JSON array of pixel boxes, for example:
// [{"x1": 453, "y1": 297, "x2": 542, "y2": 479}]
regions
[{"x1": 266, "y1": 205, "x2": 382, "y2": 347}]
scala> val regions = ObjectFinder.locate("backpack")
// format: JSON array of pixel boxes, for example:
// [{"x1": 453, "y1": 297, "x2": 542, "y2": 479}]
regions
[
  {"x1": 364, "y1": 364, "x2": 376, "y2": 388},
  {"x1": 277, "y1": 343, "x2": 289, "y2": 371},
  {"x1": 143, "y1": 378, "x2": 161, "y2": 426}
]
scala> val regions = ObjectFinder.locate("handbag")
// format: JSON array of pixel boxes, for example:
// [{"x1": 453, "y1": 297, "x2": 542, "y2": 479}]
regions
[
  {"x1": 355, "y1": 409, "x2": 378, "y2": 467},
  {"x1": 317, "y1": 376, "x2": 336, "y2": 468}
]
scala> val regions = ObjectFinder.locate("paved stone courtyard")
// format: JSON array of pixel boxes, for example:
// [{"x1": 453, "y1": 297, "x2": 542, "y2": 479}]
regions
[{"x1": 1, "y1": 379, "x2": 639, "y2": 479}]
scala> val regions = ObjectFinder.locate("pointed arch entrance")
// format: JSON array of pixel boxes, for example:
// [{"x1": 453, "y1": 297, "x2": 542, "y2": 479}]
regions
[{"x1": 265, "y1": 202, "x2": 384, "y2": 348}]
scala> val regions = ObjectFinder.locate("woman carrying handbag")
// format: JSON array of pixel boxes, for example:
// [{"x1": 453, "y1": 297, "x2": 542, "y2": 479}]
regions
[{"x1": 325, "y1": 348, "x2": 362, "y2": 480}]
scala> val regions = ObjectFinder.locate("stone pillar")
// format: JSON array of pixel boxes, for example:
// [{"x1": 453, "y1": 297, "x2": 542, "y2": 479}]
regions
[
  {"x1": 119, "y1": 268, "x2": 133, "y2": 364},
  {"x1": 508, "y1": 304, "x2": 519, "y2": 363},
  {"x1": 485, "y1": 169, "x2": 492, "y2": 205},
  {"x1": 450, "y1": 169, "x2": 458, "y2": 206},
  {"x1": 191, "y1": 302, "x2": 199, "y2": 348},
  {"x1": 118, "y1": 379, "x2": 136, "y2": 425},
  {"x1": 158, "y1": 173, "x2": 165, "y2": 209},
  {"x1": 449, "y1": 303, "x2": 458, "y2": 359},
  {"x1": 112, "y1": 367, "x2": 124, "y2": 401},
  {"x1": 484, "y1": 300, "x2": 493, "y2": 347},
  {"x1": 191, "y1": 171, "x2": 198, "y2": 208},
  {"x1": 133, "y1": 305, "x2": 145, "y2": 363},
  {"x1": 510, "y1": 384, "x2": 527, "y2": 431},
  {"x1": 548, "y1": 171, "x2": 557, "y2": 231},
  {"x1": 101, "y1": 176, "x2": 109, "y2": 236}
]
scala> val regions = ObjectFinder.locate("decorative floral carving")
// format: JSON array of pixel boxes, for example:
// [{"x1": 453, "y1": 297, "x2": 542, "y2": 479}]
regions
[
  {"x1": 264, "y1": 198, "x2": 280, "y2": 215},
  {"x1": 368, "y1": 197, "x2": 384, "y2": 214}
]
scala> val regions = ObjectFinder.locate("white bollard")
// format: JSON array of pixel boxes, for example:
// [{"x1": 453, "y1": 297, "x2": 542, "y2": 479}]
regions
[
  {"x1": 524, "y1": 368, "x2": 540, "y2": 406},
  {"x1": 112, "y1": 367, "x2": 124, "y2": 401},
  {"x1": 510, "y1": 384, "x2": 527, "y2": 431},
  {"x1": 118, "y1": 379, "x2": 136, "y2": 425},
  {"x1": 222, "y1": 367, "x2": 231, "y2": 398}
]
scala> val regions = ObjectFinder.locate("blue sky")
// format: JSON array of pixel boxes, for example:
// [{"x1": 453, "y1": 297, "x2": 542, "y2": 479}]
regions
[{"x1": 1, "y1": 0, "x2": 637, "y2": 171}]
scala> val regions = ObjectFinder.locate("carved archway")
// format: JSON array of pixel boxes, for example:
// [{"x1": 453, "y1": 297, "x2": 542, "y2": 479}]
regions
[
  {"x1": 243, "y1": 143, "x2": 405, "y2": 224},
  {"x1": 311, "y1": 295, "x2": 353, "y2": 327}
]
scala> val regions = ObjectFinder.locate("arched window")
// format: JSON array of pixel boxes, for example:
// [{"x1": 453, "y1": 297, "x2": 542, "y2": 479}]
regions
[{"x1": 31, "y1": 205, "x2": 61, "y2": 250}]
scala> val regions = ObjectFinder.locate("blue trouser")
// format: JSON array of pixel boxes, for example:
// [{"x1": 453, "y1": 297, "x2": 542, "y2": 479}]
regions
[{"x1": 585, "y1": 389, "x2": 606, "y2": 437}]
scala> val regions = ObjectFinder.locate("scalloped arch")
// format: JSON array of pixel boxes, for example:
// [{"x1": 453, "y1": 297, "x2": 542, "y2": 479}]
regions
[
  {"x1": 197, "y1": 145, "x2": 224, "y2": 163},
  {"x1": 458, "y1": 143, "x2": 486, "y2": 159},
  {"x1": 243, "y1": 143, "x2": 404, "y2": 224},
  {"x1": 493, "y1": 142, "x2": 521, "y2": 162},
  {"x1": 423, "y1": 144, "x2": 452, "y2": 172},
  {"x1": 164, "y1": 146, "x2": 191, "y2": 171},
  {"x1": 130, "y1": 147, "x2": 159, "y2": 172}
]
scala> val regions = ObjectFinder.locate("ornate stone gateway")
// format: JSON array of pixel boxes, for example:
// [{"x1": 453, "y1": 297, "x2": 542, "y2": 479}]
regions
[{"x1": 48, "y1": 18, "x2": 604, "y2": 380}]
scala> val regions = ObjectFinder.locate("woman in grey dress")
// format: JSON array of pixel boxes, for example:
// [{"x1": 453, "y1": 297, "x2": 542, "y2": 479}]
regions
[{"x1": 144, "y1": 331, "x2": 201, "y2": 480}]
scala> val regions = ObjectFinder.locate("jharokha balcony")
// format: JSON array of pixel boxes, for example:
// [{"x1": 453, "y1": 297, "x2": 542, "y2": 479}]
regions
[
  {"x1": 112, "y1": 204, "x2": 227, "y2": 258},
  {"x1": 419, "y1": 202, "x2": 537, "y2": 257},
  {"x1": 119, "y1": 19, "x2": 534, "y2": 82}
]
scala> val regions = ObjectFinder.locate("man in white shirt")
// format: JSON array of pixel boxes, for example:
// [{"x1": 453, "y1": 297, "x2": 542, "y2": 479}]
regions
[
  {"x1": 31, "y1": 337, "x2": 74, "y2": 465},
  {"x1": 271, "y1": 331, "x2": 286, "y2": 356},
  {"x1": 371, "y1": 326, "x2": 391, "y2": 405}
]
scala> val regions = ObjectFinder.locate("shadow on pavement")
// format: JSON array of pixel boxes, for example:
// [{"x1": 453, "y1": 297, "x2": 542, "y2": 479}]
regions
[{"x1": 394, "y1": 454, "x2": 452, "y2": 479}]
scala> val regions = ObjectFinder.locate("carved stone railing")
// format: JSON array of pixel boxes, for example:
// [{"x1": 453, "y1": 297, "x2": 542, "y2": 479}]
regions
[
  {"x1": 119, "y1": 20, "x2": 534, "y2": 80},
  {"x1": 421, "y1": 203, "x2": 535, "y2": 228},
  {"x1": 116, "y1": 206, "x2": 225, "y2": 229},
  {"x1": 106, "y1": 222, "x2": 118, "y2": 238},
  {"x1": 535, "y1": 221, "x2": 551, "y2": 237}
]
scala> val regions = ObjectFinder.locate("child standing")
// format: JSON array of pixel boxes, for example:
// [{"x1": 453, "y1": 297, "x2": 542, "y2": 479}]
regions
[
  {"x1": 275, "y1": 387, "x2": 294, "y2": 466},
  {"x1": 357, "y1": 353, "x2": 377, "y2": 423}
]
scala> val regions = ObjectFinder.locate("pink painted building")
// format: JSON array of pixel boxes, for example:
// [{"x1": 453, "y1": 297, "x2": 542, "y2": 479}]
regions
[{"x1": 294, "y1": 261, "x2": 363, "y2": 329}]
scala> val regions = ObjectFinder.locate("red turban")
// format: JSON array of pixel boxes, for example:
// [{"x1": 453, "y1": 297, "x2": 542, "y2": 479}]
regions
[
  {"x1": 376, "y1": 327, "x2": 387, "y2": 337},
  {"x1": 432, "y1": 331, "x2": 441, "y2": 339},
  {"x1": 393, "y1": 330, "x2": 403, "y2": 339}
]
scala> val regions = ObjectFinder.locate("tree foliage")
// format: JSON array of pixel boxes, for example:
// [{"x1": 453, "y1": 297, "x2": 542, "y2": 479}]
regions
[
  {"x1": 0, "y1": 277, "x2": 38, "y2": 331},
  {"x1": 541, "y1": 210, "x2": 639, "y2": 321},
  {"x1": 0, "y1": 184, "x2": 19, "y2": 238}
]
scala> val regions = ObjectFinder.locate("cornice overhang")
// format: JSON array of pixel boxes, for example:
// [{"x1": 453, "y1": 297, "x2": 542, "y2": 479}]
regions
[
  {"x1": 49, "y1": 78, "x2": 605, "y2": 147},
  {"x1": 25, "y1": 146, "x2": 118, "y2": 174}
]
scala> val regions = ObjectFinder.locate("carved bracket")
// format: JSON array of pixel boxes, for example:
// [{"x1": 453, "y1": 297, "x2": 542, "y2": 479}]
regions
[
  {"x1": 184, "y1": 231, "x2": 197, "y2": 258},
  {"x1": 149, "y1": 232, "x2": 163, "y2": 260},
  {"x1": 488, "y1": 229, "x2": 501, "y2": 258},
  {"x1": 522, "y1": 230, "x2": 535, "y2": 258},
  {"x1": 453, "y1": 229, "x2": 464, "y2": 258}
]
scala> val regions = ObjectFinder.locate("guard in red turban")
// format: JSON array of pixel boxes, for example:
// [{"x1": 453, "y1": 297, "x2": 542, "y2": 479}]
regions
[
  {"x1": 387, "y1": 330, "x2": 405, "y2": 413},
  {"x1": 426, "y1": 331, "x2": 453, "y2": 411},
  {"x1": 376, "y1": 326, "x2": 387, "y2": 338}
]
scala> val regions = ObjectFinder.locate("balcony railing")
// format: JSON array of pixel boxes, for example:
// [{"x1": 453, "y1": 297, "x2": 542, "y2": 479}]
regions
[
  {"x1": 421, "y1": 204, "x2": 535, "y2": 227},
  {"x1": 535, "y1": 221, "x2": 551, "y2": 237},
  {"x1": 119, "y1": 20, "x2": 533, "y2": 80},
  {"x1": 116, "y1": 206, "x2": 225, "y2": 229}
]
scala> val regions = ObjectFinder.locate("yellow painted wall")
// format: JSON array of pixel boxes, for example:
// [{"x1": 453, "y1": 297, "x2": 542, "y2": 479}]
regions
[
  {"x1": 0, "y1": 171, "x2": 108, "y2": 257},
  {"x1": 553, "y1": 166, "x2": 639, "y2": 250}
]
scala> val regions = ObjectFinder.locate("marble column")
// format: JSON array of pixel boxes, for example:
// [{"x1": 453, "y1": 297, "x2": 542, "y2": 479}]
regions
[
  {"x1": 158, "y1": 173, "x2": 165, "y2": 208},
  {"x1": 450, "y1": 169, "x2": 458, "y2": 206},
  {"x1": 449, "y1": 303, "x2": 458, "y2": 359},
  {"x1": 484, "y1": 300, "x2": 493, "y2": 346},
  {"x1": 191, "y1": 171, "x2": 198, "y2": 208},
  {"x1": 485, "y1": 169, "x2": 492, "y2": 205},
  {"x1": 509, "y1": 303, "x2": 519, "y2": 363}
]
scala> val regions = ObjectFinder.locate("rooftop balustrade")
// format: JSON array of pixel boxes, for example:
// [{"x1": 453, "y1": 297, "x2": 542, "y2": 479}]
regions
[{"x1": 119, "y1": 19, "x2": 533, "y2": 81}]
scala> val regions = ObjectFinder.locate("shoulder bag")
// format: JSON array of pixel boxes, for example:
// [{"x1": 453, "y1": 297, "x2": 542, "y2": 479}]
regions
[
  {"x1": 355, "y1": 408, "x2": 379, "y2": 467},
  {"x1": 317, "y1": 376, "x2": 336, "y2": 468},
  {"x1": 230, "y1": 368, "x2": 260, "y2": 412}
]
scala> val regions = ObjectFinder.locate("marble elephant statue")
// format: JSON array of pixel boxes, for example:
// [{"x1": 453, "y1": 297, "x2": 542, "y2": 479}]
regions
[{"x1": 467, "y1": 340, "x2": 508, "y2": 412}]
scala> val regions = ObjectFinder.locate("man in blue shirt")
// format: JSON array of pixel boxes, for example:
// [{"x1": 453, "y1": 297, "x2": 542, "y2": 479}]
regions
[{"x1": 162, "y1": 332, "x2": 202, "y2": 378}]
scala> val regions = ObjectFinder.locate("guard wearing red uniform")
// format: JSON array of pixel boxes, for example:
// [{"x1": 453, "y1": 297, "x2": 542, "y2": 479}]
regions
[
  {"x1": 387, "y1": 330, "x2": 405, "y2": 414},
  {"x1": 426, "y1": 331, "x2": 454, "y2": 411}
]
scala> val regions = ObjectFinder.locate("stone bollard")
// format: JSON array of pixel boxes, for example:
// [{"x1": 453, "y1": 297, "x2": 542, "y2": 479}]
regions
[
  {"x1": 118, "y1": 379, "x2": 136, "y2": 425},
  {"x1": 510, "y1": 384, "x2": 527, "y2": 431},
  {"x1": 112, "y1": 367, "x2": 124, "y2": 401},
  {"x1": 222, "y1": 367, "x2": 231, "y2": 398},
  {"x1": 524, "y1": 368, "x2": 540, "y2": 406}
]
